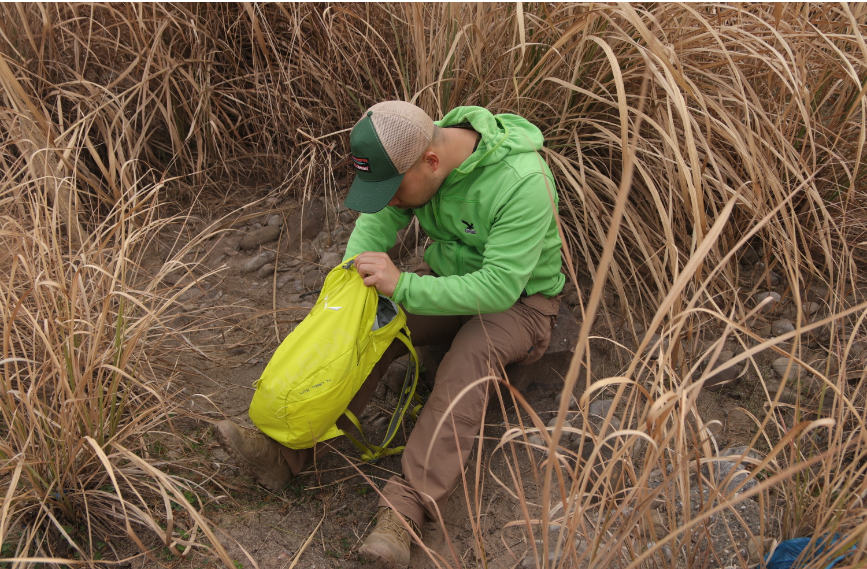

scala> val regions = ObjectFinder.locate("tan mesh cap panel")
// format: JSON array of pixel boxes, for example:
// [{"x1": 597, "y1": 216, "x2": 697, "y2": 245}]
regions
[{"x1": 369, "y1": 101, "x2": 434, "y2": 174}]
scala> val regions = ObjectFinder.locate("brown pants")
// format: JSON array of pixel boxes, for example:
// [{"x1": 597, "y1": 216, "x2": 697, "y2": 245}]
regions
[{"x1": 280, "y1": 287, "x2": 559, "y2": 528}]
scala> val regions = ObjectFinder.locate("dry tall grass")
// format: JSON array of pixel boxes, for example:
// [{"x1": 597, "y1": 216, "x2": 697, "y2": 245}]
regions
[
  {"x1": 0, "y1": 180, "x2": 246, "y2": 564},
  {"x1": 1, "y1": 2, "x2": 866, "y2": 568}
]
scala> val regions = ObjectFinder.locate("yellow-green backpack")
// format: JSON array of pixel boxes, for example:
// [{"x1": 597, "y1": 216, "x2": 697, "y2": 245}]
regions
[{"x1": 249, "y1": 256, "x2": 420, "y2": 462}]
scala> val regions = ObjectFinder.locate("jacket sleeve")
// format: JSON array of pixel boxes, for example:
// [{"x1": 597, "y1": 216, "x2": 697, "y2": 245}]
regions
[
  {"x1": 391, "y1": 173, "x2": 557, "y2": 315},
  {"x1": 343, "y1": 206, "x2": 414, "y2": 261}
]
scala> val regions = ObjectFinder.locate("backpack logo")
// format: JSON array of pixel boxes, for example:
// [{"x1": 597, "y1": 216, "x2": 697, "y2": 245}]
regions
[
  {"x1": 462, "y1": 220, "x2": 476, "y2": 234},
  {"x1": 324, "y1": 296, "x2": 342, "y2": 311},
  {"x1": 352, "y1": 155, "x2": 370, "y2": 172}
]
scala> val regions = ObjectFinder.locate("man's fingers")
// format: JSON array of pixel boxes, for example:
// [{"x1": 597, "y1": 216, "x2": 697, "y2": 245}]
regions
[{"x1": 355, "y1": 252, "x2": 397, "y2": 292}]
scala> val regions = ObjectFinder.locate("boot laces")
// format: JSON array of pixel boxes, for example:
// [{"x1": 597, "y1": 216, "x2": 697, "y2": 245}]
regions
[
  {"x1": 244, "y1": 429, "x2": 279, "y2": 464},
  {"x1": 375, "y1": 508, "x2": 419, "y2": 543}
]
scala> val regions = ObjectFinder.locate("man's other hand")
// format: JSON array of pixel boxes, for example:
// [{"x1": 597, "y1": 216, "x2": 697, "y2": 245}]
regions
[{"x1": 355, "y1": 252, "x2": 401, "y2": 296}]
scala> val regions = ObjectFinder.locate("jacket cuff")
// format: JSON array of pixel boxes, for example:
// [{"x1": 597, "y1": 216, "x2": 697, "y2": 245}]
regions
[{"x1": 391, "y1": 271, "x2": 410, "y2": 305}]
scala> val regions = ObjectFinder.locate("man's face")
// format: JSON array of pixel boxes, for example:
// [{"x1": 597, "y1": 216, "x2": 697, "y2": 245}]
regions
[{"x1": 386, "y1": 154, "x2": 443, "y2": 210}]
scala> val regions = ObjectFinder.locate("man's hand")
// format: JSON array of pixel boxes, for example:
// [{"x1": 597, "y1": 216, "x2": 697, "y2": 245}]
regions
[{"x1": 355, "y1": 252, "x2": 402, "y2": 296}]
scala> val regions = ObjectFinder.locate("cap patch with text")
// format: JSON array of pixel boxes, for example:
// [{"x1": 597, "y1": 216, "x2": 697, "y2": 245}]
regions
[{"x1": 352, "y1": 155, "x2": 370, "y2": 172}]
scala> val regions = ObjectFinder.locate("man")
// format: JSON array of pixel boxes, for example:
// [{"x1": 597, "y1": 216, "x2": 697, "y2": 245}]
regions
[{"x1": 215, "y1": 101, "x2": 564, "y2": 568}]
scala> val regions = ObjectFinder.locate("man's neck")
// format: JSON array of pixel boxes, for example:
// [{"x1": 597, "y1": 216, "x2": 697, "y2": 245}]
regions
[{"x1": 438, "y1": 127, "x2": 480, "y2": 173}]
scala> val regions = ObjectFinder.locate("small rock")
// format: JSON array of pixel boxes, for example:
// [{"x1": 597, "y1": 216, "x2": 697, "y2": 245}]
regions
[
  {"x1": 643, "y1": 509, "x2": 668, "y2": 538},
  {"x1": 267, "y1": 214, "x2": 283, "y2": 227},
  {"x1": 526, "y1": 433, "x2": 547, "y2": 449},
  {"x1": 242, "y1": 250, "x2": 276, "y2": 273},
  {"x1": 772, "y1": 356, "x2": 805, "y2": 380},
  {"x1": 719, "y1": 445, "x2": 762, "y2": 461},
  {"x1": 563, "y1": 291, "x2": 580, "y2": 306},
  {"x1": 213, "y1": 254, "x2": 227, "y2": 265},
  {"x1": 319, "y1": 252, "x2": 343, "y2": 268},
  {"x1": 554, "y1": 390, "x2": 578, "y2": 410},
  {"x1": 805, "y1": 301, "x2": 820, "y2": 315},
  {"x1": 588, "y1": 399, "x2": 613, "y2": 419},
  {"x1": 301, "y1": 241, "x2": 319, "y2": 262},
  {"x1": 332, "y1": 227, "x2": 350, "y2": 244},
  {"x1": 807, "y1": 284, "x2": 829, "y2": 302},
  {"x1": 569, "y1": 399, "x2": 621, "y2": 463},
  {"x1": 294, "y1": 199, "x2": 326, "y2": 243},
  {"x1": 311, "y1": 230, "x2": 332, "y2": 249},
  {"x1": 176, "y1": 287, "x2": 204, "y2": 303},
  {"x1": 239, "y1": 224, "x2": 282, "y2": 250},
  {"x1": 212, "y1": 447, "x2": 230, "y2": 462},
  {"x1": 766, "y1": 379, "x2": 799, "y2": 405},
  {"x1": 299, "y1": 300, "x2": 314, "y2": 308},
  {"x1": 256, "y1": 263, "x2": 275, "y2": 279},
  {"x1": 740, "y1": 243, "x2": 761, "y2": 265},
  {"x1": 767, "y1": 271, "x2": 781, "y2": 286},
  {"x1": 303, "y1": 269, "x2": 324, "y2": 289},
  {"x1": 223, "y1": 246, "x2": 239, "y2": 256},
  {"x1": 755, "y1": 291, "x2": 781, "y2": 312},
  {"x1": 203, "y1": 288, "x2": 223, "y2": 302},
  {"x1": 276, "y1": 272, "x2": 294, "y2": 289},
  {"x1": 705, "y1": 350, "x2": 744, "y2": 391},
  {"x1": 647, "y1": 542, "x2": 673, "y2": 565},
  {"x1": 771, "y1": 319, "x2": 795, "y2": 336},
  {"x1": 710, "y1": 457, "x2": 758, "y2": 495},
  {"x1": 226, "y1": 347, "x2": 246, "y2": 356},
  {"x1": 806, "y1": 324, "x2": 832, "y2": 349},
  {"x1": 748, "y1": 538, "x2": 775, "y2": 564},
  {"x1": 755, "y1": 323, "x2": 773, "y2": 338},
  {"x1": 754, "y1": 263, "x2": 781, "y2": 286},
  {"x1": 545, "y1": 416, "x2": 578, "y2": 448},
  {"x1": 643, "y1": 333, "x2": 668, "y2": 358},
  {"x1": 381, "y1": 357, "x2": 410, "y2": 393}
]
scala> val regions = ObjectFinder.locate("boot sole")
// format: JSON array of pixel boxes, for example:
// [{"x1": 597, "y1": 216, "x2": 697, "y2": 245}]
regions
[
  {"x1": 358, "y1": 543, "x2": 408, "y2": 569},
  {"x1": 214, "y1": 422, "x2": 288, "y2": 492}
]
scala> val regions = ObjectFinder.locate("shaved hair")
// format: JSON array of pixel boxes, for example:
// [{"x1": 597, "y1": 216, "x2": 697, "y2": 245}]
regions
[{"x1": 431, "y1": 125, "x2": 445, "y2": 146}]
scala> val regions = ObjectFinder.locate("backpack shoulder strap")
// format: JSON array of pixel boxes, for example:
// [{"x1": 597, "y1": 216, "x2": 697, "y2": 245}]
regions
[{"x1": 344, "y1": 325, "x2": 421, "y2": 463}]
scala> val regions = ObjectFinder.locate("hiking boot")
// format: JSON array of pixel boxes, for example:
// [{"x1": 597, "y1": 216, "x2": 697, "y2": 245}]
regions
[
  {"x1": 214, "y1": 420, "x2": 290, "y2": 492},
  {"x1": 358, "y1": 507, "x2": 418, "y2": 568}
]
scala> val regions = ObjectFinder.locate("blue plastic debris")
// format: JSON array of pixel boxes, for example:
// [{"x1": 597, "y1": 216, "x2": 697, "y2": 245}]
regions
[{"x1": 766, "y1": 534, "x2": 855, "y2": 569}]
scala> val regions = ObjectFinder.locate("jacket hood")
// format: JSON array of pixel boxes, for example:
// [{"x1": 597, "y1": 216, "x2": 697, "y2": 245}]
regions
[{"x1": 436, "y1": 106, "x2": 544, "y2": 176}]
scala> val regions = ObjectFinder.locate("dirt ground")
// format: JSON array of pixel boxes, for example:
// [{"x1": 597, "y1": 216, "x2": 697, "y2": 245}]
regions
[{"x1": 126, "y1": 191, "x2": 819, "y2": 569}]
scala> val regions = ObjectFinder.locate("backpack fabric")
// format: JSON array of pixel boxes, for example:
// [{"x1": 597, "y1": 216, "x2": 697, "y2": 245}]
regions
[{"x1": 249, "y1": 256, "x2": 419, "y2": 462}]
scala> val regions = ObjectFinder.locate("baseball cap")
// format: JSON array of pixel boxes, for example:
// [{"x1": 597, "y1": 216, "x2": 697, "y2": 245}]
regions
[{"x1": 344, "y1": 101, "x2": 434, "y2": 213}]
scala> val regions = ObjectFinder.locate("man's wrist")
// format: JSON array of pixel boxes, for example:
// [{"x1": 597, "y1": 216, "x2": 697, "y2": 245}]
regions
[{"x1": 390, "y1": 271, "x2": 408, "y2": 302}]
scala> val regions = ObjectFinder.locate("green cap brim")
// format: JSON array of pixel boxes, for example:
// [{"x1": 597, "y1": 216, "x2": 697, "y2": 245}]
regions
[{"x1": 344, "y1": 172, "x2": 405, "y2": 213}]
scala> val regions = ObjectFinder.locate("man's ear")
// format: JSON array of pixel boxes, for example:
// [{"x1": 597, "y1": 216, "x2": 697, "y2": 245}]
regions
[{"x1": 422, "y1": 150, "x2": 440, "y2": 172}]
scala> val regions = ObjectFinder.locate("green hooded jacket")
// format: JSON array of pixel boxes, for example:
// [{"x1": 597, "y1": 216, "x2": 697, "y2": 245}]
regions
[{"x1": 344, "y1": 106, "x2": 564, "y2": 315}]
